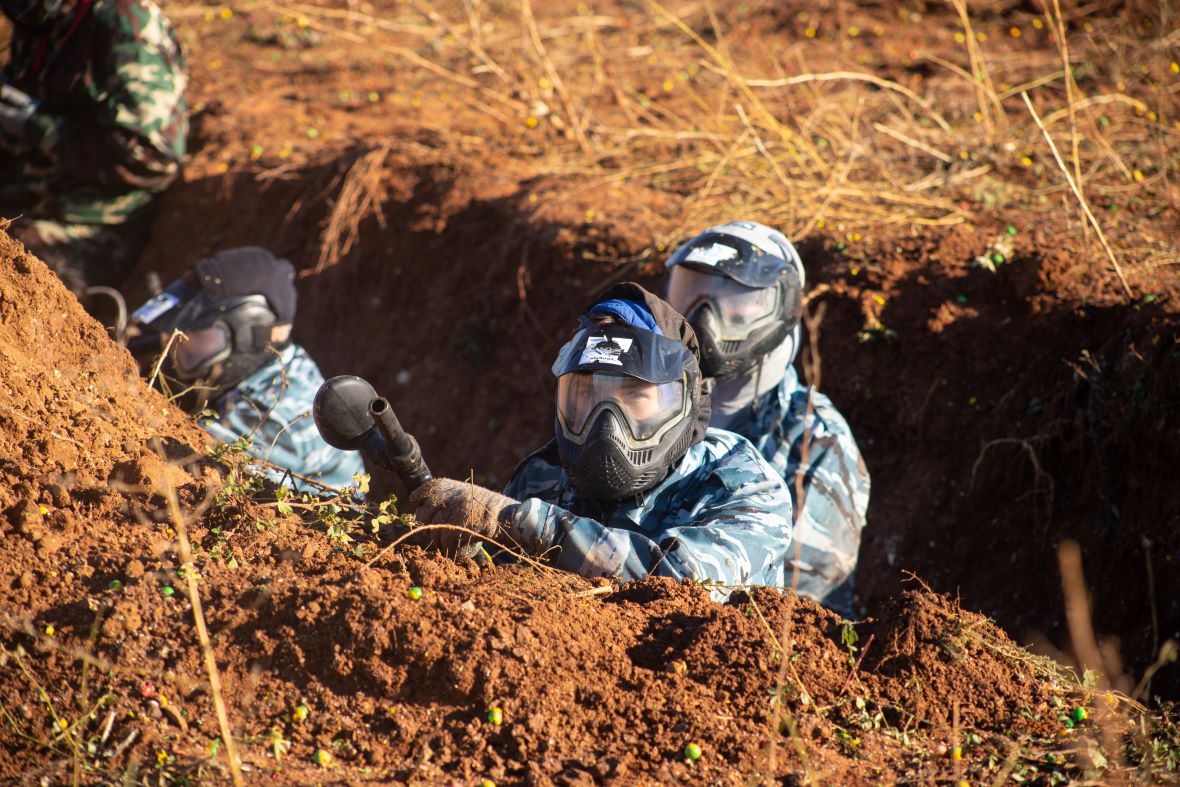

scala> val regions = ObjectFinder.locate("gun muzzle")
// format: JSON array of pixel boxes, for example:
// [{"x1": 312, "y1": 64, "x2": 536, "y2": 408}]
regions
[
  {"x1": 313, "y1": 375, "x2": 434, "y2": 492},
  {"x1": 370, "y1": 397, "x2": 433, "y2": 489}
]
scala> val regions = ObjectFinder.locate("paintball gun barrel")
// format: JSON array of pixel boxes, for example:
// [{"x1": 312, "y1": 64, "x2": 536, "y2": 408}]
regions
[{"x1": 313, "y1": 375, "x2": 433, "y2": 491}]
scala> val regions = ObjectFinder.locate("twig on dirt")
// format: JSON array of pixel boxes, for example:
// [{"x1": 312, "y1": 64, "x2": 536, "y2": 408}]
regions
[
  {"x1": 363, "y1": 521, "x2": 557, "y2": 576},
  {"x1": 872, "y1": 122, "x2": 953, "y2": 164},
  {"x1": 952, "y1": 699, "x2": 962, "y2": 784},
  {"x1": 571, "y1": 585, "x2": 616, "y2": 598},
  {"x1": 761, "y1": 592, "x2": 814, "y2": 784},
  {"x1": 744, "y1": 70, "x2": 952, "y2": 134},
  {"x1": 154, "y1": 451, "x2": 244, "y2": 786},
  {"x1": 837, "y1": 632, "x2": 875, "y2": 699},
  {"x1": 146, "y1": 329, "x2": 187, "y2": 393},
  {"x1": 110, "y1": 728, "x2": 139, "y2": 759},
  {"x1": 1021, "y1": 91, "x2": 1133, "y2": 299},
  {"x1": 72, "y1": 605, "x2": 106, "y2": 787},
  {"x1": 968, "y1": 438, "x2": 1055, "y2": 538},
  {"x1": 1058, "y1": 539, "x2": 1124, "y2": 766}
]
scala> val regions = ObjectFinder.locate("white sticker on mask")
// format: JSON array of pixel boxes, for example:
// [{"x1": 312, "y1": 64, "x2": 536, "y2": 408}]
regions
[
  {"x1": 683, "y1": 242, "x2": 739, "y2": 266},
  {"x1": 131, "y1": 291, "x2": 180, "y2": 325},
  {"x1": 579, "y1": 336, "x2": 633, "y2": 366}
]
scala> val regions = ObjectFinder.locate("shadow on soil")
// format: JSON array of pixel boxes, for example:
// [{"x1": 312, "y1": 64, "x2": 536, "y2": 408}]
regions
[{"x1": 136, "y1": 148, "x2": 1179, "y2": 700}]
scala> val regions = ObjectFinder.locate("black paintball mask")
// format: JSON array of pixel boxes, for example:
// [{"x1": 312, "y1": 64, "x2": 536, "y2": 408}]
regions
[
  {"x1": 127, "y1": 248, "x2": 297, "y2": 411},
  {"x1": 552, "y1": 297, "x2": 704, "y2": 501},
  {"x1": 664, "y1": 221, "x2": 805, "y2": 379},
  {"x1": 2, "y1": 0, "x2": 67, "y2": 30}
]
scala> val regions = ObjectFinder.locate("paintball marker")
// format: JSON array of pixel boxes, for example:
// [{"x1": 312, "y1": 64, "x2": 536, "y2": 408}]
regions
[{"x1": 313, "y1": 375, "x2": 434, "y2": 491}]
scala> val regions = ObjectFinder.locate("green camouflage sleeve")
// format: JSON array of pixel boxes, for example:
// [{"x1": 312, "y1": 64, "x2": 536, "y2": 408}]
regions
[
  {"x1": 502, "y1": 432, "x2": 795, "y2": 598},
  {"x1": 31, "y1": 0, "x2": 187, "y2": 191}
]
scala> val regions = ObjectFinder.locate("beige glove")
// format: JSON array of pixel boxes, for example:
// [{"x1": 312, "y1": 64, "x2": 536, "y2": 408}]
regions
[{"x1": 407, "y1": 478, "x2": 516, "y2": 554}]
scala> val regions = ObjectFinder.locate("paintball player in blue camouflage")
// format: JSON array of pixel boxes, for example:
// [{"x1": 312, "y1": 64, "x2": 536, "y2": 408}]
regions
[
  {"x1": 0, "y1": 0, "x2": 187, "y2": 296},
  {"x1": 664, "y1": 221, "x2": 871, "y2": 616},
  {"x1": 126, "y1": 248, "x2": 365, "y2": 492},
  {"x1": 408, "y1": 283, "x2": 797, "y2": 599}
]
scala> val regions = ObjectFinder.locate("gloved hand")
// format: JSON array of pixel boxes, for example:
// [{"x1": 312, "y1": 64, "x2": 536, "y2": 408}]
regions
[
  {"x1": 0, "y1": 85, "x2": 39, "y2": 142},
  {"x1": 407, "y1": 478, "x2": 516, "y2": 554}
]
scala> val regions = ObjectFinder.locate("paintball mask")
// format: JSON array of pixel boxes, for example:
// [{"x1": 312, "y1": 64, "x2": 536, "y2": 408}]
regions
[
  {"x1": 127, "y1": 248, "x2": 296, "y2": 409},
  {"x1": 552, "y1": 318, "x2": 699, "y2": 500},
  {"x1": 1, "y1": 0, "x2": 66, "y2": 30},
  {"x1": 665, "y1": 221, "x2": 804, "y2": 379}
]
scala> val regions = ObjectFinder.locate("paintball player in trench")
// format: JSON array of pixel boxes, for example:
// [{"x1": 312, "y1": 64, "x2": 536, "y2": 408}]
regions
[
  {"x1": 126, "y1": 247, "x2": 365, "y2": 492},
  {"x1": 663, "y1": 220, "x2": 871, "y2": 617},
  {"x1": 409, "y1": 282, "x2": 797, "y2": 599},
  {"x1": 0, "y1": 0, "x2": 187, "y2": 298}
]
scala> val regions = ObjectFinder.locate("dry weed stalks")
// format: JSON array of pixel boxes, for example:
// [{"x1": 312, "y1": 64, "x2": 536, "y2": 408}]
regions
[
  {"x1": 154, "y1": 451, "x2": 245, "y2": 786},
  {"x1": 1022, "y1": 92, "x2": 1133, "y2": 298},
  {"x1": 315, "y1": 145, "x2": 393, "y2": 274}
]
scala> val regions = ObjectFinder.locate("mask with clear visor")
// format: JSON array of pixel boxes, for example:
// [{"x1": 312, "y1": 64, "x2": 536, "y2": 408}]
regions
[
  {"x1": 551, "y1": 320, "x2": 699, "y2": 500},
  {"x1": 665, "y1": 221, "x2": 804, "y2": 379},
  {"x1": 127, "y1": 278, "x2": 289, "y2": 411}
]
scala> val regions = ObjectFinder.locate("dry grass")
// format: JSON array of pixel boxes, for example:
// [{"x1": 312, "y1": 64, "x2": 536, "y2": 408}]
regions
[{"x1": 205, "y1": 0, "x2": 1178, "y2": 299}]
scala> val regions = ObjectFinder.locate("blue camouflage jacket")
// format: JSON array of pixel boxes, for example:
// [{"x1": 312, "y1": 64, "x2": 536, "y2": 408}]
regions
[
  {"x1": 722, "y1": 366, "x2": 870, "y2": 603},
  {"x1": 201, "y1": 344, "x2": 365, "y2": 492},
  {"x1": 502, "y1": 429, "x2": 794, "y2": 599}
]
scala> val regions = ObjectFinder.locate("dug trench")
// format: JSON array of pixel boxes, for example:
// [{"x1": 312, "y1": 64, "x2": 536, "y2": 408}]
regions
[
  {"x1": 137, "y1": 143, "x2": 1180, "y2": 698},
  {"x1": 0, "y1": 145, "x2": 1175, "y2": 782}
]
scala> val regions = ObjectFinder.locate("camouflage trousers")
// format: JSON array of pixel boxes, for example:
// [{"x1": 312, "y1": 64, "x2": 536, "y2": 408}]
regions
[{"x1": 4, "y1": 209, "x2": 154, "y2": 297}]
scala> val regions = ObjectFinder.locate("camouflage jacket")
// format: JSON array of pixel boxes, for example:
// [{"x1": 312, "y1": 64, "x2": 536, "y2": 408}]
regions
[
  {"x1": 502, "y1": 429, "x2": 794, "y2": 599},
  {"x1": 722, "y1": 366, "x2": 871, "y2": 603},
  {"x1": 0, "y1": 0, "x2": 187, "y2": 224},
  {"x1": 201, "y1": 345, "x2": 366, "y2": 493}
]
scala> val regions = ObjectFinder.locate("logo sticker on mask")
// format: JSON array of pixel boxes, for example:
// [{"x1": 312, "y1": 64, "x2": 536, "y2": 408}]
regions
[
  {"x1": 683, "y1": 242, "x2": 739, "y2": 266},
  {"x1": 131, "y1": 291, "x2": 181, "y2": 325},
  {"x1": 579, "y1": 335, "x2": 633, "y2": 366}
]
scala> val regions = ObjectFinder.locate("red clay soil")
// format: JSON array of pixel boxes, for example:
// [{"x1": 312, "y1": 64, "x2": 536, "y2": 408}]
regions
[
  {"x1": 0, "y1": 228, "x2": 1154, "y2": 784},
  {"x1": 138, "y1": 144, "x2": 1180, "y2": 705},
  {"x1": 111, "y1": 0, "x2": 1180, "y2": 705}
]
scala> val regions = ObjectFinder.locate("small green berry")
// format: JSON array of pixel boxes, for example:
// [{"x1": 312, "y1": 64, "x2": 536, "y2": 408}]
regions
[
  {"x1": 408, "y1": 586, "x2": 423, "y2": 600},
  {"x1": 990, "y1": 252, "x2": 1006, "y2": 265},
  {"x1": 1072, "y1": 706, "x2": 1088, "y2": 723},
  {"x1": 684, "y1": 743, "x2": 702, "y2": 762},
  {"x1": 955, "y1": 295, "x2": 968, "y2": 304},
  {"x1": 486, "y1": 706, "x2": 503, "y2": 726},
  {"x1": 1005, "y1": 225, "x2": 1018, "y2": 235},
  {"x1": 107, "y1": 579, "x2": 122, "y2": 590},
  {"x1": 161, "y1": 586, "x2": 175, "y2": 596},
  {"x1": 292, "y1": 704, "x2": 310, "y2": 723},
  {"x1": 313, "y1": 749, "x2": 333, "y2": 766}
]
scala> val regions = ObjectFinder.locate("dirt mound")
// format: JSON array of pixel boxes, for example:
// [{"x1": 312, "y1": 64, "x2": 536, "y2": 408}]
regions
[
  {"x1": 0, "y1": 227, "x2": 211, "y2": 595},
  {"x1": 1, "y1": 229, "x2": 1141, "y2": 783},
  {"x1": 866, "y1": 589, "x2": 1062, "y2": 732}
]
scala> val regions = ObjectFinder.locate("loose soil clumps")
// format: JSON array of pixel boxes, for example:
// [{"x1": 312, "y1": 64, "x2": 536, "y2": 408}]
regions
[{"x1": 0, "y1": 228, "x2": 1135, "y2": 783}]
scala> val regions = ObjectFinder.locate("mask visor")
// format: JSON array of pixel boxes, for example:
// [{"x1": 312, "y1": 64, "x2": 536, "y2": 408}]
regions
[
  {"x1": 558, "y1": 372, "x2": 685, "y2": 441},
  {"x1": 666, "y1": 265, "x2": 780, "y2": 340},
  {"x1": 171, "y1": 325, "x2": 231, "y2": 379}
]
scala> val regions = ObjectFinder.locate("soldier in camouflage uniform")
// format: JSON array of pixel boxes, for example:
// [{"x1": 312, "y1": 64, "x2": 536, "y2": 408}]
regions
[
  {"x1": 127, "y1": 248, "x2": 365, "y2": 492},
  {"x1": 0, "y1": 0, "x2": 187, "y2": 296},
  {"x1": 665, "y1": 221, "x2": 871, "y2": 616},
  {"x1": 408, "y1": 283, "x2": 796, "y2": 599}
]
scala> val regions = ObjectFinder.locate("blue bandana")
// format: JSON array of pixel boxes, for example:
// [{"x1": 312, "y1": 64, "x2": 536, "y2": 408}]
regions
[{"x1": 587, "y1": 299, "x2": 664, "y2": 336}]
